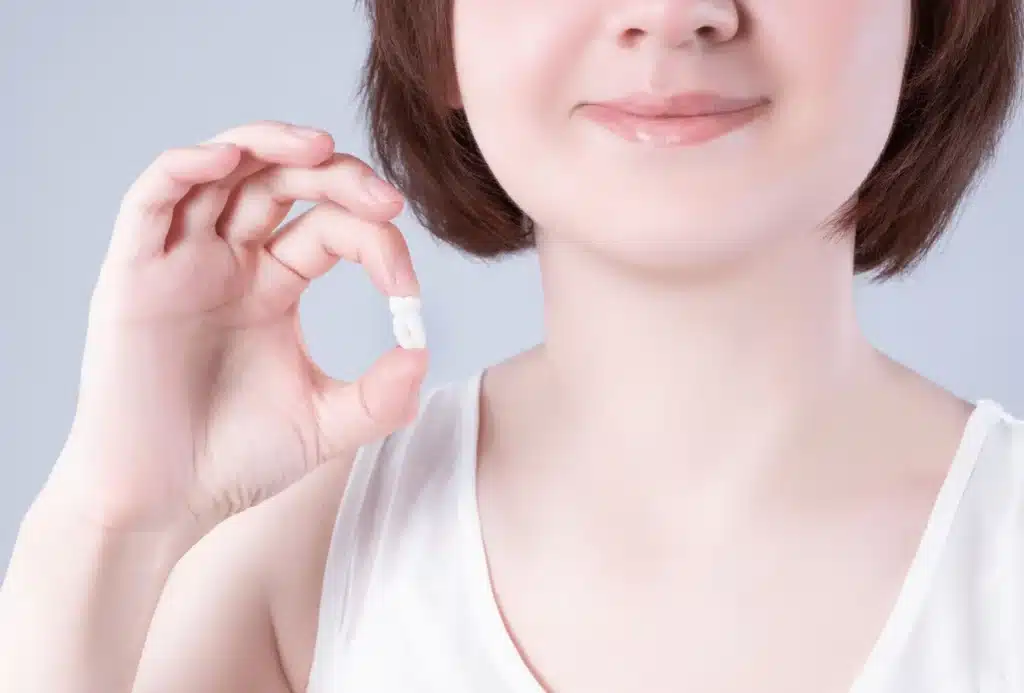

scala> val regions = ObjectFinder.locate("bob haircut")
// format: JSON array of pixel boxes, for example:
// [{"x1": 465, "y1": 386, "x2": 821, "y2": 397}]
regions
[{"x1": 358, "y1": 1, "x2": 1022, "y2": 281}]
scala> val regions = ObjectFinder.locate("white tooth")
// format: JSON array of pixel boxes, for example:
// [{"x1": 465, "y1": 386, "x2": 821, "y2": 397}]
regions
[{"x1": 388, "y1": 295, "x2": 426, "y2": 349}]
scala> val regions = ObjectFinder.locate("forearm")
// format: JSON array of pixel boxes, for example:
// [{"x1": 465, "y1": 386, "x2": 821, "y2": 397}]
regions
[{"x1": 0, "y1": 488, "x2": 195, "y2": 693}]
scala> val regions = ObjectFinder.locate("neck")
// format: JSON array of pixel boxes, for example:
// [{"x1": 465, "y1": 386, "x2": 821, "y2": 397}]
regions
[{"x1": 527, "y1": 226, "x2": 881, "y2": 489}]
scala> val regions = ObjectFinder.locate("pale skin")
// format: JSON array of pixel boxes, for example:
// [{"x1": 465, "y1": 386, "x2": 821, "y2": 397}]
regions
[{"x1": 0, "y1": 1, "x2": 982, "y2": 692}]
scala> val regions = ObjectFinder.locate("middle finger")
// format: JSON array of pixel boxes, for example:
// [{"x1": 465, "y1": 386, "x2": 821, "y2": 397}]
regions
[
  {"x1": 217, "y1": 152, "x2": 405, "y2": 246},
  {"x1": 169, "y1": 121, "x2": 335, "y2": 248}
]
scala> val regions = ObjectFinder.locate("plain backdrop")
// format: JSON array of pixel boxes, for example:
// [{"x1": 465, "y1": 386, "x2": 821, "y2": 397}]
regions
[{"x1": 2, "y1": 1, "x2": 1022, "y2": 574}]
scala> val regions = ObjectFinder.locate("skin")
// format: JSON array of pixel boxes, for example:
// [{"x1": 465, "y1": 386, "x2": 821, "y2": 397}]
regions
[{"x1": 0, "y1": 1, "x2": 979, "y2": 692}]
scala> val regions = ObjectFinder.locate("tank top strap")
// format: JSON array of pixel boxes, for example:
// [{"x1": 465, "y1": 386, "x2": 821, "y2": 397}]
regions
[{"x1": 306, "y1": 369, "x2": 484, "y2": 693}]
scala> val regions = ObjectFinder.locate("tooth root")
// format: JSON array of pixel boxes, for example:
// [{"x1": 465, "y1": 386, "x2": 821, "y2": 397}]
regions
[{"x1": 388, "y1": 295, "x2": 427, "y2": 350}]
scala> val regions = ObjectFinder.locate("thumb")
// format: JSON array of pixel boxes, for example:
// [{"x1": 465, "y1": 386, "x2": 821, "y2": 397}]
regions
[{"x1": 312, "y1": 347, "x2": 429, "y2": 456}]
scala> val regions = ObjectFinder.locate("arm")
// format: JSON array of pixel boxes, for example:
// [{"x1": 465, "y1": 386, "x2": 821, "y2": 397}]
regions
[
  {"x1": 0, "y1": 119, "x2": 418, "y2": 693},
  {"x1": 129, "y1": 511, "x2": 292, "y2": 693},
  {"x1": 0, "y1": 452, "x2": 348, "y2": 693},
  {"x1": 0, "y1": 485, "x2": 196, "y2": 693},
  {"x1": 132, "y1": 453, "x2": 352, "y2": 693}
]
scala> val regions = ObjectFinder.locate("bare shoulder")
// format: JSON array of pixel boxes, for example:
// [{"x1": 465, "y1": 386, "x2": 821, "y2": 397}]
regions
[{"x1": 873, "y1": 353, "x2": 977, "y2": 469}]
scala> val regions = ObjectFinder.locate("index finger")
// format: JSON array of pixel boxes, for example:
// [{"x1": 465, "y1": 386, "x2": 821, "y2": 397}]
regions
[
  {"x1": 111, "y1": 121, "x2": 335, "y2": 263},
  {"x1": 201, "y1": 120, "x2": 337, "y2": 188}
]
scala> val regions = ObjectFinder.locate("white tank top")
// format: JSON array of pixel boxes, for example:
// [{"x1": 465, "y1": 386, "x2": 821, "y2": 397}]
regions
[{"x1": 305, "y1": 369, "x2": 1024, "y2": 692}]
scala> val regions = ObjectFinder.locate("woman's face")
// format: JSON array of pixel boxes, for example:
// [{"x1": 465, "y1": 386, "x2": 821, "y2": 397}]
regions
[{"x1": 452, "y1": 0, "x2": 913, "y2": 272}]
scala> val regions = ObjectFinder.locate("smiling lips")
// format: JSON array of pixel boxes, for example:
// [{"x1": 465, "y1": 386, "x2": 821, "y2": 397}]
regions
[{"x1": 577, "y1": 92, "x2": 769, "y2": 147}]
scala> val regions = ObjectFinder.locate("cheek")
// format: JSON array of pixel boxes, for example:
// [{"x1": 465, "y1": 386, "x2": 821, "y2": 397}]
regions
[
  {"x1": 451, "y1": 2, "x2": 587, "y2": 244},
  {"x1": 453, "y1": 0, "x2": 582, "y2": 114},
  {"x1": 453, "y1": 0, "x2": 592, "y2": 174},
  {"x1": 769, "y1": 0, "x2": 912, "y2": 171}
]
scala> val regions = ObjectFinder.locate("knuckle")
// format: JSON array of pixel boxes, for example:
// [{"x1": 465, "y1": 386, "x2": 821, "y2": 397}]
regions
[
  {"x1": 148, "y1": 147, "x2": 198, "y2": 180},
  {"x1": 378, "y1": 220, "x2": 407, "y2": 246},
  {"x1": 119, "y1": 182, "x2": 161, "y2": 216},
  {"x1": 328, "y1": 153, "x2": 376, "y2": 181},
  {"x1": 325, "y1": 151, "x2": 367, "y2": 169},
  {"x1": 381, "y1": 226, "x2": 413, "y2": 266},
  {"x1": 360, "y1": 220, "x2": 405, "y2": 257},
  {"x1": 210, "y1": 119, "x2": 322, "y2": 146},
  {"x1": 321, "y1": 156, "x2": 380, "y2": 198},
  {"x1": 205, "y1": 119, "x2": 276, "y2": 145},
  {"x1": 307, "y1": 202, "x2": 353, "y2": 232},
  {"x1": 246, "y1": 165, "x2": 289, "y2": 200},
  {"x1": 121, "y1": 165, "x2": 178, "y2": 215},
  {"x1": 151, "y1": 146, "x2": 188, "y2": 171},
  {"x1": 312, "y1": 200, "x2": 347, "y2": 219},
  {"x1": 243, "y1": 119, "x2": 293, "y2": 138},
  {"x1": 250, "y1": 119, "x2": 309, "y2": 138},
  {"x1": 259, "y1": 118, "x2": 295, "y2": 130}
]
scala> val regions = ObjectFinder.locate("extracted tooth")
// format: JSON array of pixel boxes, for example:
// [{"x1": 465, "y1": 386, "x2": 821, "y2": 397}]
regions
[{"x1": 388, "y1": 295, "x2": 426, "y2": 349}]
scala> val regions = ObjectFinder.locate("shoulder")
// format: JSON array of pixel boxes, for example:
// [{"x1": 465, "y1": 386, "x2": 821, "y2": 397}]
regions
[
  {"x1": 992, "y1": 402, "x2": 1023, "y2": 562},
  {"x1": 976, "y1": 401, "x2": 1024, "y2": 672},
  {"x1": 1002, "y1": 406, "x2": 1024, "y2": 679},
  {"x1": 996, "y1": 401, "x2": 1023, "y2": 545},
  {"x1": 982, "y1": 399, "x2": 1024, "y2": 495},
  {"x1": 970, "y1": 399, "x2": 1023, "y2": 537}
]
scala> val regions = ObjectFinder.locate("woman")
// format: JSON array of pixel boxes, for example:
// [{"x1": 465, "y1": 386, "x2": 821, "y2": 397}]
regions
[{"x1": 2, "y1": 0, "x2": 1022, "y2": 691}]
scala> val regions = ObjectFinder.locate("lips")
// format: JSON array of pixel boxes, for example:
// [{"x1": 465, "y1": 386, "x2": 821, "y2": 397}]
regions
[
  {"x1": 577, "y1": 91, "x2": 769, "y2": 147},
  {"x1": 592, "y1": 92, "x2": 768, "y2": 118}
]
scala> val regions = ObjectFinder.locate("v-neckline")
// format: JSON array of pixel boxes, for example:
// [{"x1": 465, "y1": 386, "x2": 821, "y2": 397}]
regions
[{"x1": 455, "y1": 367, "x2": 1004, "y2": 692}]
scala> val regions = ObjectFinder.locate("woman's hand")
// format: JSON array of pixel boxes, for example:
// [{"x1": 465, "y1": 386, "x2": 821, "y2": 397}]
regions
[{"x1": 49, "y1": 120, "x2": 428, "y2": 536}]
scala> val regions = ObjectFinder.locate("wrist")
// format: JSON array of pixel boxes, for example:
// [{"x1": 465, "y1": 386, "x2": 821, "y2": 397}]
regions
[
  {"x1": 21, "y1": 482, "x2": 202, "y2": 574},
  {"x1": 40, "y1": 440, "x2": 214, "y2": 543},
  {"x1": 1, "y1": 482, "x2": 198, "y2": 693}
]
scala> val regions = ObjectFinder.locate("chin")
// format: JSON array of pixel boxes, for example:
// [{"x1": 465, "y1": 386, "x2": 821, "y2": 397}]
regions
[{"x1": 538, "y1": 210, "x2": 784, "y2": 280}]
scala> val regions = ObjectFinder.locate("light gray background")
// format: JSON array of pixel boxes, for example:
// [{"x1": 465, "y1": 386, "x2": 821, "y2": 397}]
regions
[{"x1": 1, "y1": 2, "x2": 1021, "y2": 572}]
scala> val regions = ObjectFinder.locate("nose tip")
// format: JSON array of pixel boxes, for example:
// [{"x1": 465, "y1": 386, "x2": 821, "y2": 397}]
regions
[{"x1": 616, "y1": 0, "x2": 740, "y2": 50}]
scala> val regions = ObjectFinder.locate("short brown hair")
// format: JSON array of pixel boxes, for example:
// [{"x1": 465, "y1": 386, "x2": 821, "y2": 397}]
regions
[{"x1": 358, "y1": 1, "x2": 1022, "y2": 280}]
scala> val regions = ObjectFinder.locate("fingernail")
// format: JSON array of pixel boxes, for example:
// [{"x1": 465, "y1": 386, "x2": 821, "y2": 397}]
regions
[
  {"x1": 364, "y1": 175, "x2": 403, "y2": 205},
  {"x1": 391, "y1": 263, "x2": 419, "y2": 295},
  {"x1": 292, "y1": 127, "x2": 328, "y2": 141}
]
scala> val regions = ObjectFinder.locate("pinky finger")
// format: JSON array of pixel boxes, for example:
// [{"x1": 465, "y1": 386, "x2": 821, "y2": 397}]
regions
[{"x1": 106, "y1": 143, "x2": 242, "y2": 264}]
